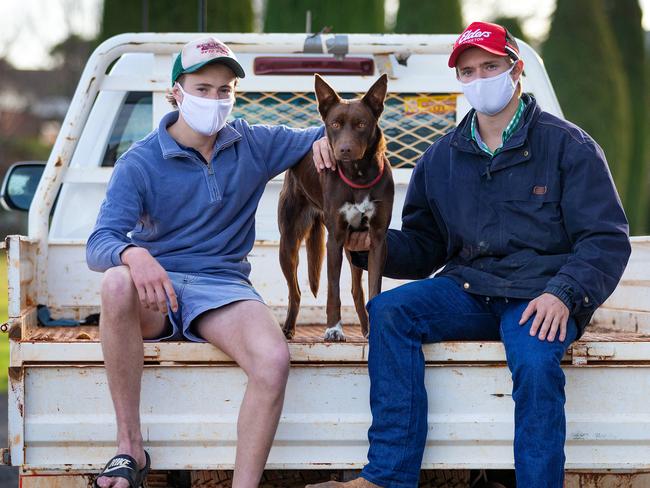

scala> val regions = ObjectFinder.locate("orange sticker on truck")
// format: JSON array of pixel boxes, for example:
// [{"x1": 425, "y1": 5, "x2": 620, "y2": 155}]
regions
[{"x1": 404, "y1": 95, "x2": 457, "y2": 116}]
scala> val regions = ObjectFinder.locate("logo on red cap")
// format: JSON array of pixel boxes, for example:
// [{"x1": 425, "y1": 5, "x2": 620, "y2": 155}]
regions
[{"x1": 457, "y1": 29, "x2": 492, "y2": 45}]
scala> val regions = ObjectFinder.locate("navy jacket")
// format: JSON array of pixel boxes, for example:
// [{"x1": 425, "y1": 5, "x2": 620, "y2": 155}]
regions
[{"x1": 360, "y1": 95, "x2": 630, "y2": 337}]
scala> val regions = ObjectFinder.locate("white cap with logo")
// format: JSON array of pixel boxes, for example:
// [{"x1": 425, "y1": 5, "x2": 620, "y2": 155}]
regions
[{"x1": 171, "y1": 36, "x2": 245, "y2": 85}]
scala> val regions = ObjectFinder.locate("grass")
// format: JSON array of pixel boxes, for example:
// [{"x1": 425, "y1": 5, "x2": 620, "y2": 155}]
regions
[{"x1": 0, "y1": 251, "x2": 8, "y2": 393}]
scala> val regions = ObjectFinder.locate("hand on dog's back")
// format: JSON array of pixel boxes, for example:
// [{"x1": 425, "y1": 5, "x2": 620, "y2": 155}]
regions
[{"x1": 312, "y1": 137, "x2": 337, "y2": 172}]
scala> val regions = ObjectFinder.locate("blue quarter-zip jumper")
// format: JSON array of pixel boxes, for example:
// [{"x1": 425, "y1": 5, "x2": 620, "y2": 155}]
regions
[{"x1": 86, "y1": 111, "x2": 323, "y2": 279}]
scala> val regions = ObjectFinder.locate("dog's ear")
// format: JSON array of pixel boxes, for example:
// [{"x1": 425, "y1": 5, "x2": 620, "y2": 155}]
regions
[
  {"x1": 361, "y1": 74, "x2": 388, "y2": 119},
  {"x1": 315, "y1": 74, "x2": 341, "y2": 118}
]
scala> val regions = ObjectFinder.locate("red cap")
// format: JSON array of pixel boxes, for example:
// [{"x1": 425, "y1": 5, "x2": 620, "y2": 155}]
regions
[{"x1": 448, "y1": 21, "x2": 519, "y2": 68}]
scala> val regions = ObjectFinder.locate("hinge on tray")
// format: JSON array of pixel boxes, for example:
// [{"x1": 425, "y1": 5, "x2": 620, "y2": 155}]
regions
[{"x1": 571, "y1": 343, "x2": 588, "y2": 365}]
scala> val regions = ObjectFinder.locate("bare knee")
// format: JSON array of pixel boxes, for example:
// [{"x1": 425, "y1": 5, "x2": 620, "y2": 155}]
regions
[
  {"x1": 101, "y1": 266, "x2": 137, "y2": 310},
  {"x1": 248, "y1": 341, "x2": 290, "y2": 394}
]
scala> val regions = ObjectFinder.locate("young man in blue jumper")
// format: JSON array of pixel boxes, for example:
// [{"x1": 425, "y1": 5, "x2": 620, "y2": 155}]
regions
[
  {"x1": 87, "y1": 37, "x2": 322, "y2": 488},
  {"x1": 308, "y1": 21, "x2": 631, "y2": 488}
]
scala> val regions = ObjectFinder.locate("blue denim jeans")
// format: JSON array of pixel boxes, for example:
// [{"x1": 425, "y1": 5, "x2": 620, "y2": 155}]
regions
[{"x1": 360, "y1": 277, "x2": 578, "y2": 488}]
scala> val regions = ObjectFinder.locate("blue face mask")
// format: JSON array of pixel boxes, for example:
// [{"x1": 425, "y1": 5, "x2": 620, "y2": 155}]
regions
[{"x1": 461, "y1": 63, "x2": 518, "y2": 116}]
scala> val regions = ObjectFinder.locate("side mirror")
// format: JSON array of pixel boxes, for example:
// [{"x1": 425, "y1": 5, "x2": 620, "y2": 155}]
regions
[{"x1": 1, "y1": 162, "x2": 46, "y2": 212}]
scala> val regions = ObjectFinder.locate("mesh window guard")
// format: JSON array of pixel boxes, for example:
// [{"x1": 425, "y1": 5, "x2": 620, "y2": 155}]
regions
[{"x1": 232, "y1": 92, "x2": 459, "y2": 169}]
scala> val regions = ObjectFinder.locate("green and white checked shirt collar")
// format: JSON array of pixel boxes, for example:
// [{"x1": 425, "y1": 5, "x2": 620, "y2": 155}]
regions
[{"x1": 471, "y1": 97, "x2": 526, "y2": 157}]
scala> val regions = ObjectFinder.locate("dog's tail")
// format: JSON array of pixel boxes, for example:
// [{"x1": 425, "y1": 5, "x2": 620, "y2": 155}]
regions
[{"x1": 306, "y1": 213, "x2": 325, "y2": 297}]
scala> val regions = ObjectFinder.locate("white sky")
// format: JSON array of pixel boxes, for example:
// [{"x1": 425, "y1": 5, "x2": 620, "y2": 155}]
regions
[{"x1": 1, "y1": 0, "x2": 649, "y2": 69}]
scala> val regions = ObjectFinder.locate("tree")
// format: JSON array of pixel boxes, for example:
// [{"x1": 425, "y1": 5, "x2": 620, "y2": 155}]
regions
[
  {"x1": 50, "y1": 35, "x2": 95, "y2": 97},
  {"x1": 263, "y1": 0, "x2": 297, "y2": 32},
  {"x1": 603, "y1": 0, "x2": 648, "y2": 233},
  {"x1": 264, "y1": 0, "x2": 384, "y2": 33},
  {"x1": 99, "y1": 0, "x2": 143, "y2": 40},
  {"x1": 543, "y1": 0, "x2": 632, "y2": 201},
  {"x1": 100, "y1": 0, "x2": 253, "y2": 41},
  {"x1": 394, "y1": 0, "x2": 462, "y2": 34},
  {"x1": 208, "y1": 0, "x2": 254, "y2": 32},
  {"x1": 491, "y1": 16, "x2": 529, "y2": 45},
  {"x1": 646, "y1": 34, "x2": 650, "y2": 232}
]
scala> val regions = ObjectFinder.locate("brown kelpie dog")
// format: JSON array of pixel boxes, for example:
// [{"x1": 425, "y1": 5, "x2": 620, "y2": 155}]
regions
[{"x1": 279, "y1": 74, "x2": 394, "y2": 341}]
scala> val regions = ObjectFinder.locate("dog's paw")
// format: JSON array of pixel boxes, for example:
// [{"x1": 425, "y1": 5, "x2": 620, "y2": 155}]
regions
[
  {"x1": 282, "y1": 325, "x2": 295, "y2": 340},
  {"x1": 324, "y1": 322, "x2": 346, "y2": 342}
]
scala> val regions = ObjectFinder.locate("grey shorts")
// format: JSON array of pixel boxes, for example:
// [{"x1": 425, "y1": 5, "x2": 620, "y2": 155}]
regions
[{"x1": 150, "y1": 271, "x2": 265, "y2": 342}]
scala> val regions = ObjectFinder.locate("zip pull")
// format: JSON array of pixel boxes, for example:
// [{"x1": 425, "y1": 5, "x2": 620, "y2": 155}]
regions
[
  {"x1": 485, "y1": 164, "x2": 492, "y2": 180},
  {"x1": 207, "y1": 160, "x2": 214, "y2": 175}
]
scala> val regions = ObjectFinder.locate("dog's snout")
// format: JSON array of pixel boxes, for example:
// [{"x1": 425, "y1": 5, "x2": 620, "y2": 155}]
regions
[{"x1": 335, "y1": 143, "x2": 365, "y2": 161}]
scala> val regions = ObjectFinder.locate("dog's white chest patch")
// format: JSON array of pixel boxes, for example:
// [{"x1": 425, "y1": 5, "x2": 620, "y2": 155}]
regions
[{"x1": 339, "y1": 196, "x2": 376, "y2": 228}]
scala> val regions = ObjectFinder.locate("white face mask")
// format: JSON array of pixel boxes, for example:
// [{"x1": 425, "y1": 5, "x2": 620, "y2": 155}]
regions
[
  {"x1": 461, "y1": 63, "x2": 518, "y2": 116},
  {"x1": 176, "y1": 83, "x2": 234, "y2": 136}
]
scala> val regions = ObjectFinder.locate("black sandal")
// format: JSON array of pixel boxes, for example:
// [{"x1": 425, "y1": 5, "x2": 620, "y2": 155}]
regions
[{"x1": 94, "y1": 451, "x2": 151, "y2": 487}]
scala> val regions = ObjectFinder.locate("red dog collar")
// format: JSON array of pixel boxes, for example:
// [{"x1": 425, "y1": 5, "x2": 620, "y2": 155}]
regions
[{"x1": 337, "y1": 159, "x2": 385, "y2": 189}]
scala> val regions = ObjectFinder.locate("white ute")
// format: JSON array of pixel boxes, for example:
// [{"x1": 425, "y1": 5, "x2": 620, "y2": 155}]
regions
[{"x1": 1, "y1": 33, "x2": 649, "y2": 487}]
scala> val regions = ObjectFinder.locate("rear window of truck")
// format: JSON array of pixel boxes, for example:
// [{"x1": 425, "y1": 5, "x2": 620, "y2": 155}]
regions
[{"x1": 101, "y1": 91, "x2": 458, "y2": 169}]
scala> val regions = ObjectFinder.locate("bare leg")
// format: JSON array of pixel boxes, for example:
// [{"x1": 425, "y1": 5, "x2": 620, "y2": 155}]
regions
[
  {"x1": 96, "y1": 266, "x2": 167, "y2": 488},
  {"x1": 195, "y1": 300, "x2": 290, "y2": 488}
]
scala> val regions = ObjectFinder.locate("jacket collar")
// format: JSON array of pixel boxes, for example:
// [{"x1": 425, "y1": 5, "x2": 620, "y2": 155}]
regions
[
  {"x1": 450, "y1": 94, "x2": 542, "y2": 176},
  {"x1": 451, "y1": 93, "x2": 540, "y2": 154},
  {"x1": 158, "y1": 111, "x2": 242, "y2": 160}
]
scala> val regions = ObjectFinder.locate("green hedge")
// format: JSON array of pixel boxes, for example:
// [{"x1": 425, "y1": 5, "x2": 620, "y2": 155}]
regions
[
  {"x1": 491, "y1": 16, "x2": 529, "y2": 45},
  {"x1": 603, "y1": 0, "x2": 649, "y2": 233},
  {"x1": 100, "y1": 0, "x2": 253, "y2": 41},
  {"x1": 394, "y1": 0, "x2": 462, "y2": 34},
  {"x1": 543, "y1": 0, "x2": 632, "y2": 201},
  {"x1": 265, "y1": 0, "x2": 384, "y2": 33}
]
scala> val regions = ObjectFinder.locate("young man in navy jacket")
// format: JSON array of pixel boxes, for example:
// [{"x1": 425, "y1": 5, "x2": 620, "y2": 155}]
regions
[{"x1": 309, "y1": 21, "x2": 631, "y2": 488}]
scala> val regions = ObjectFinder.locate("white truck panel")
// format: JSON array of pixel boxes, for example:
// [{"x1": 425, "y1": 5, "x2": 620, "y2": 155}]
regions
[{"x1": 17, "y1": 364, "x2": 650, "y2": 470}]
